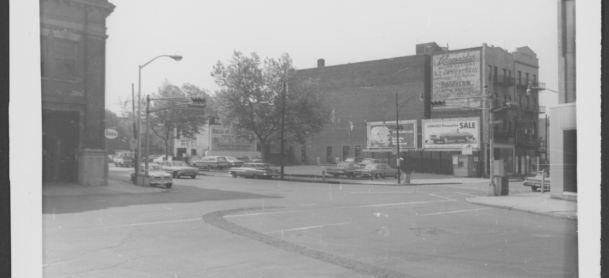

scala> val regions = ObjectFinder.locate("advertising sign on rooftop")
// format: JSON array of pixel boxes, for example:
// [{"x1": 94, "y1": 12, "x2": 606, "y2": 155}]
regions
[
  {"x1": 432, "y1": 50, "x2": 481, "y2": 110},
  {"x1": 366, "y1": 120, "x2": 417, "y2": 152},
  {"x1": 422, "y1": 118, "x2": 480, "y2": 150}
]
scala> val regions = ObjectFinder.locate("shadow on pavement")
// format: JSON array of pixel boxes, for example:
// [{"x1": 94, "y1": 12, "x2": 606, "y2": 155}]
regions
[{"x1": 43, "y1": 185, "x2": 283, "y2": 214}]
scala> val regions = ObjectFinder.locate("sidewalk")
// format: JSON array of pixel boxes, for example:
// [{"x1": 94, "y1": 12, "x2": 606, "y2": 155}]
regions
[
  {"x1": 42, "y1": 178, "x2": 167, "y2": 196},
  {"x1": 466, "y1": 193, "x2": 577, "y2": 220},
  {"x1": 280, "y1": 165, "x2": 485, "y2": 185}
]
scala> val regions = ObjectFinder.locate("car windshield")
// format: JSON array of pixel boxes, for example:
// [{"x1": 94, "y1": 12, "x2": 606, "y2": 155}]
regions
[
  {"x1": 337, "y1": 163, "x2": 351, "y2": 167},
  {"x1": 364, "y1": 164, "x2": 377, "y2": 169},
  {"x1": 171, "y1": 161, "x2": 188, "y2": 166},
  {"x1": 217, "y1": 157, "x2": 227, "y2": 162},
  {"x1": 225, "y1": 156, "x2": 237, "y2": 160}
]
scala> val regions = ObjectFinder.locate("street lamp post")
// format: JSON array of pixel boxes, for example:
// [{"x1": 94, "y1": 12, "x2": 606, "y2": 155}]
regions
[{"x1": 135, "y1": 54, "x2": 182, "y2": 184}]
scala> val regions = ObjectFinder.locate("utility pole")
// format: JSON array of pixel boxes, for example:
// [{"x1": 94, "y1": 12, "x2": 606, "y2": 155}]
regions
[
  {"x1": 396, "y1": 91, "x2": 401, "y2": 184},
  {"x1": 488, "y1": 91, "x2": 497, "y2": 196},
  {"x1": 280, "y1": 80, "x2": 286, "y2": 179}
]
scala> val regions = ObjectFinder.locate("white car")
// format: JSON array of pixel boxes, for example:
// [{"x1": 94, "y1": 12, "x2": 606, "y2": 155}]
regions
[
  {"x1": 130, "y1": 164, "x2": 173, "y2": 188},
  {"x1": 153, "y1": 155, "x2": 173, "y2": 163}
]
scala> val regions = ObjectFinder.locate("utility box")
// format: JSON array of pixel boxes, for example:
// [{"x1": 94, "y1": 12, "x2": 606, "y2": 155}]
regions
[{"x1": 452, "y1": 155, "x2": 478, "y2": 177}]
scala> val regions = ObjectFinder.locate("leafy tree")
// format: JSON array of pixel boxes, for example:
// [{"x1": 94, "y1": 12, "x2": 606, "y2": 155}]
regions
[
  {"x1": 149, "y1": 81, "x2": 209, "y2": 159},
  {"x1": 211, "y1": 51, "x2": 330, "y2": 161}
]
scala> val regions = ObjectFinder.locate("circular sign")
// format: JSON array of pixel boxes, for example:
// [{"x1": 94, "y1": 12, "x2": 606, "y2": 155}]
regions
[{"x1": 105, "y1": 128, "x2": 118, "y2": 139}]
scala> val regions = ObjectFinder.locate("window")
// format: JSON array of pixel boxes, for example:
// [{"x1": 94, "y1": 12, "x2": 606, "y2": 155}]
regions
[
  {"x1": 525, "y1": 73, "x2": 529, "y2": 84},
  {"x1": 354, "y1": 146, "x2": 362, "y2": 158},
  {"x1": 493, "y1": 66, "x2": 498, "y2": 82},
  {"x1": 326, "y1": 146, "x2": 333, "y2": 163},
  {"x1": 533, "y1": 74, "x2": 537, "y2": 85},
  {"x1": 488, "y1": 65, "x2": 493, "y2": 80},
  {"x1": 53, "y1": 39, "x2": 78, "y2": 80},
  {"x1": 342, "y1": 146, "x2": 350, "y2": 161},
  {"x1": 518, "y1": 71, "x2": 522, "y2": 84},
  {"x1": 519, "y1": 95, "x2": 522, "y2": 107}
]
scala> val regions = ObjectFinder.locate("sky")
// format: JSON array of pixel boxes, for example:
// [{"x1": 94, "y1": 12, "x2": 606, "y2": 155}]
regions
[{"x1": 105, "y1": 0, "x2": 561, "y2": 116}]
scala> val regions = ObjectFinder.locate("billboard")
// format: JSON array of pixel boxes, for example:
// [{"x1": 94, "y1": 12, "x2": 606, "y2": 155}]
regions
[
  {"x1": 422, "y1": 118, "x2": 480, "y2": 150},
  {"x1": 367, "y1": 120, "x2": 417, "y2": 152},
  {"x1": 432, "y1": 50, "x2": 481, "y2": 109},
  {"x1": 210, "y1": 126, "x2": 257, "y2": 152}
]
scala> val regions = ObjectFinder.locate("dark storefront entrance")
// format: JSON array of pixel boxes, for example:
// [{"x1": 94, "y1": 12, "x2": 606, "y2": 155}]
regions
[{"x1": 42, "y1": 110, "x2": 80, "y2": 182}]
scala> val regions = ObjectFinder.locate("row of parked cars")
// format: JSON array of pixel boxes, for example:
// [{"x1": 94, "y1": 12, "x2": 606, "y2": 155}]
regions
[
  {"x1": 326, "y1": 157, "x2": 400, "y2": 179},
  {"x1": 129, "y1": 155, "x2": 275, "y2": 188}
]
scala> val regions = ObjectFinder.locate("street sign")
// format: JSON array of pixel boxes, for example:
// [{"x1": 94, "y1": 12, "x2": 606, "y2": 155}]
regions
[
  {"x1": 462, "y1": 144, "x2": 473, "y2": 155},
  {"x1": 105, "y1": 128, "x2": 118, "y2": 139}
]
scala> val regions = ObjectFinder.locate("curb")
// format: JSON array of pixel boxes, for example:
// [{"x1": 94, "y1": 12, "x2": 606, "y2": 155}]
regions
[
  {"x1": 277, "y1": 176, "x2": 462, "y2": 186},
  {"x1": 465, "y1": 197, "x2": 577, "y2": 221}
]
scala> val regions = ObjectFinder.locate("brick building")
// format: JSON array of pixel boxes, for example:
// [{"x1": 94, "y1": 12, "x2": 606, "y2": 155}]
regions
[
  {"x1": 291, "y1": 42, "x2": 542, "y2": 177},
  {"x1": 41, "y1": 0, "x2": 115, "y2": 185}
]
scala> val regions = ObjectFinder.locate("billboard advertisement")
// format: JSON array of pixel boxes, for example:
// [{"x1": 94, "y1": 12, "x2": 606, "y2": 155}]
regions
[
  {"x1": 367, "y1": 120, "x2": 417, "y2": 151},
  {"x1": 422, "y1": 118, "x2": 480, "y2": 150},
  {"x1": 432, "y1": 50, "x2": 481, "y2": 109},
  {"x1": 210, "y1": 126, "x2": 257, "y2": 152}
]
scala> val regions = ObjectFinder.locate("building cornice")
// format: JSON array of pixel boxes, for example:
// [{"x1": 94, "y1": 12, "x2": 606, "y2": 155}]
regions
[{"x1": 41, "y1": 0, "x2": 115, "y2": 17}]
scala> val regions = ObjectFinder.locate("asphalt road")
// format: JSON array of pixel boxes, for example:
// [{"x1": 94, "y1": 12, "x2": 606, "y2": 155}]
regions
[{"x1": 42, "y1": 167, "x2": 577, "y2": 278}]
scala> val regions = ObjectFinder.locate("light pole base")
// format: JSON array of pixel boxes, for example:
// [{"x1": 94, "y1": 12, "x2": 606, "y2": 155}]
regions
[{"x1": 136, "y1": 176, "x2": 151, "y2": 187}]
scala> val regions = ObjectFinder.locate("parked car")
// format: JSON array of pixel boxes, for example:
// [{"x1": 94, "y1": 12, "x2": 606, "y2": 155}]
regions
[
  {"x1": 429, "y1": 129, "x2": 474, "y2": 144},
  {"x1": 153, "y1": 155, "x2": 173, "y2": 163},
  {"x1": 523, "y1": 171, "x2": 551, "y2": 192},
  {"x1": 357, "y1": 158, "x2": 381, "y2": 167},
  {"x1": 239, "y1": 156, "x2": 262, "y2": 163},
  {"x1": 158, "y1": 160, "x2": 199, "y2": 179},
  {"x1": 113, "y1": 152, "x2": 134, "y2": 167},
  {"x1": 344, "y1": 157, "x2": 365, "y2": 163},
  {"x1": 222, "y1": 156, "x2": 245, "y2": 168},
  {"x1": 353, "y1": 163, "x2": 399, "y2": 179},
  {"x1": 130, "y1": 163, "x2": 173, "y2": 188},
  {"x1": 229, "y1": 163, "x2": 280, "y2": 179},
  {"x1": 191, "y1": 156, "x2": 230, "y2": 170},
  {"x1": 326, "y1": 162, "x2": 359, "y2": 178}
]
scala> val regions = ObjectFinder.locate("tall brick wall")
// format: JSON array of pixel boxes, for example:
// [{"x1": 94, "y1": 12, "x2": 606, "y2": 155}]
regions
[{"x1": 294, "y1": 55, "x2": 429, "y2": 164}]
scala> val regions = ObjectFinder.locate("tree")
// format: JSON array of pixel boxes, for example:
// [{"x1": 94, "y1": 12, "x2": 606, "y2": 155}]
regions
[
  {"x1": 211, "y1": 51, "x2": 330, "y2": 161},
  {"x1": 149, "y1": 81, "x2": 209, "y2": 159}
]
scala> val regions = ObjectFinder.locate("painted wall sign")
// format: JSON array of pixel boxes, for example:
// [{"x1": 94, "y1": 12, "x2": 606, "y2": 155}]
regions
[
  {"x1": 210, "y1": 126, "x2": 257, "y2": 152},
  {"x1": 422, "y1": 118, "x2": 480, "y2": 150},
  {"x1": 432, "y1": 50, "x2": 481, "y2": 109},
  {"x1": 104, "y1": 128, "x2": 118, "y2": 139},
  {"x1": 367, "y1": 120, "x2": 417, "y2": 151}
]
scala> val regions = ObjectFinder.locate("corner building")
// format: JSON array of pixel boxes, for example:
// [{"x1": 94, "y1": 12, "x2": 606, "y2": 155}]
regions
[
  {"x1": 41, "y1": 0, "x2": 115, "y2": 185},
  {"x1": 293, "y1": 42, "x2": 542, "y2": 178}
]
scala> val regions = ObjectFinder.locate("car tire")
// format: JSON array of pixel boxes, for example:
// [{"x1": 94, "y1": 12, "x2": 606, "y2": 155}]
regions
[
  {"x1": 380, "y1": 174, "x2": 385, "y2": 179},
  {"x1": 190, "y1": 175, "x2": 196, "y2": 179},
  {"x1": 253, "y1": 174, "x2": 260, "y2": 179},
  {"x1": 531, "y1": 185, "x2": 539, "y2": 192},
  {"x1": 231, "y1": 172, "x2": 238, "y2": 178},
  {"x1": 172, "y1": 172, "x2": 178, "y2": 178},
  {"x1": 165, "y1": 183, "x2": 172, "y2": 188}
]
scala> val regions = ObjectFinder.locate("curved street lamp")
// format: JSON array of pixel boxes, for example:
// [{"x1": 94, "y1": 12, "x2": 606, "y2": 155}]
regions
[{"x1": 135, "y1": 54, "x2": 182, "y2": 184}]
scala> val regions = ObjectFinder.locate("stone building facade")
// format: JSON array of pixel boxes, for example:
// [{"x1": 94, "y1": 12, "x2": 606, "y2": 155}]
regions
[{"x1": 41, "y1": 0, "x2": 115, "y2": 185}]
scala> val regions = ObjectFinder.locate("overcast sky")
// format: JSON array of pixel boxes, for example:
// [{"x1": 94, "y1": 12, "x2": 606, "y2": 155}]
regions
[{"x1": 105, "y1": 0, "x2": 561, "y2": 115}]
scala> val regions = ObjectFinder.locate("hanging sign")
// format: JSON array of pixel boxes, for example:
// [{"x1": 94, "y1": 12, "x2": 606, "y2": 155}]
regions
[{"x1": 105, "y1": 128, "x2": 118, "y2": 139}]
